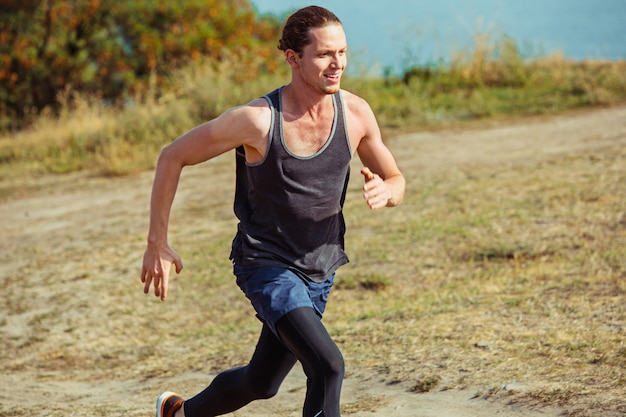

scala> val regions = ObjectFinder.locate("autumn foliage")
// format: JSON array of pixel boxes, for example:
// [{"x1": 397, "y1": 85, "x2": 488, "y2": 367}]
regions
[{"x1": 0, "y1": 0, "x2": 281, "y2": 130}]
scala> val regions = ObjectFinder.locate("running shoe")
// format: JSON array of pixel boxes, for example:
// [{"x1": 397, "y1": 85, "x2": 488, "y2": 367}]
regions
[{"x1": 156, "y1": 391, "x2": 184, "y2": 417}]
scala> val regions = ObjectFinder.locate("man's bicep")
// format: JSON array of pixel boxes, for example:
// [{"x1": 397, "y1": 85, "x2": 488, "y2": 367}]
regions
[
  {"x1": 164, "y1": 120, "x2": 232, "y2": 166},
  {"x1": 357, "y1": 135, "x2": 402, "y2": 180},
  {"x1": 204, "y1": 102, "x2": 270, "y2": 162},
  {"x1": 170, "y1": 106, "x2": 261, "y2": 166}
]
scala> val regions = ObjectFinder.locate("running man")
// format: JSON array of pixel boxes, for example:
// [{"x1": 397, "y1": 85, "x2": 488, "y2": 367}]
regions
[{"x1": 141, "y1": 6, "x2": 405, "y2": 417}]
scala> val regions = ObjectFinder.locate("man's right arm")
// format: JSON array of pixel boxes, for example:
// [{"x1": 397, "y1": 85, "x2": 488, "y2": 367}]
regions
[{"x1": 140, "y1": 99, "x2": 271, "y2": 300}]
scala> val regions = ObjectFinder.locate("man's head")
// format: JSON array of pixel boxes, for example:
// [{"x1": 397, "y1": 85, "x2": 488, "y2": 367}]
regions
[{"x1": 278, "y1": 6, "x2": 343, "y2": 57}]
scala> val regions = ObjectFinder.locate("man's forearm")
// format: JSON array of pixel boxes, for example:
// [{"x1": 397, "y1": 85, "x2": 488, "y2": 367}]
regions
[
  {"x1": 384, "y1": 174, "x2": 405, "y2": 207},
  {"x1": 147, "y1": 149, "x2": 183, "y2": 245}
]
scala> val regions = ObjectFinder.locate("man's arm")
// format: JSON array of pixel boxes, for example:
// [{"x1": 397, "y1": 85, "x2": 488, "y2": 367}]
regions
[
  {"x1": 141, "y1": 100, "x2": 270, "y2": 300},
  {"x1": 350, "y1": 96, "x2": 405, "y2": 210}
]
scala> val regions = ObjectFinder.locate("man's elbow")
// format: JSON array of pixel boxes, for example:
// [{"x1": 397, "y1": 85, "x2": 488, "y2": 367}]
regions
[{"x1": 157, "y1": 144, "x2": 187, "y2": 169}]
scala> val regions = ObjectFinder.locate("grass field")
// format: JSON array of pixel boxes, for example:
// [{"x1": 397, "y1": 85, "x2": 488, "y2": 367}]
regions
[
  {"x1": 1, "y1": 46, "x2": 625, "y2": 180},
  {"x1": 1, "y1": 37, "x2": 625, "y2": 416},
  {"x1": 0, "y1": 102, "x2": 624, "y2": 416}
]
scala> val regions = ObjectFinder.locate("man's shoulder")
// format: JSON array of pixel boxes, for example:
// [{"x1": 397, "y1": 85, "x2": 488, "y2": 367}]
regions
[
  {"x1": 228, "y1": 97, "x2": 271, "y2": 121},
  {"x1": 215, "y1": 97, "x2": 272, "y2": 141},
  {"x1": 243, "y1": 96, "x2": 272, "y2": 110},
  {"x1": 340, "y1": 89, "x2": 374, "y2": 117},
  {"x1": 339, "y1": 88, "x2": 362, "y2": 102}
]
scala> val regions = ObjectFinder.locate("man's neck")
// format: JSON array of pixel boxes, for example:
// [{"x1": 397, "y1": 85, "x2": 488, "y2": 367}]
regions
[{"x1": 282, "y1": 83, "x2": 334, "y2": 121}]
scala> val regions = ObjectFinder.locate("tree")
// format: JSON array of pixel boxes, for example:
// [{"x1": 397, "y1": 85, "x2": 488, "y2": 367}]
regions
[{"x1": 0, "y1": 0, "x2": 281, "y2": 130}]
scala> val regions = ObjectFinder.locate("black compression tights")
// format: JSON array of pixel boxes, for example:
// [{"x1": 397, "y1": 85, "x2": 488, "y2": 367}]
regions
[{"x1": 182, "y1": 307, "x2": 345, "y2": 417}]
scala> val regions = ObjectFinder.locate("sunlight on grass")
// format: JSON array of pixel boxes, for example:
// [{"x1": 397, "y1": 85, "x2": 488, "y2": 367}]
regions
[
  {"x1": 1, "y1": 35, "x2": 625, "y2": 182},
  {"x1": 1, "y1": 30, "x2": 625, "y2": 417}
]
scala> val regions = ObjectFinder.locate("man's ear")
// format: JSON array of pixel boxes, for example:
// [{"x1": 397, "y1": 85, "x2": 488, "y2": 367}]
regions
[{"x1": 286, "y1": 50, "x2": 299, "y2": 67}]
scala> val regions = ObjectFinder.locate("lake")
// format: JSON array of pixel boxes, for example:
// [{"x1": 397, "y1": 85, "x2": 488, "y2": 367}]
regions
[{"x1": 251, "y1": 0, "x2": 626, "y2": 75}]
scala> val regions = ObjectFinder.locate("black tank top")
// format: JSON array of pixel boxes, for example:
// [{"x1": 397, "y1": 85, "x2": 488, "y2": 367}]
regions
[{"x1": 230, "y1": 87, "x2": 352, "y2": 282}]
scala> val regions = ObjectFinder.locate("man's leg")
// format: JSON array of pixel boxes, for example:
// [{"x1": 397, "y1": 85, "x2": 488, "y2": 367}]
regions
[
  {"x1": 182, "y1": 324, "x2": 297, "y2": 417},
  {"x1": 275, "y1": 307, "x2": 345, "y2": 417}
]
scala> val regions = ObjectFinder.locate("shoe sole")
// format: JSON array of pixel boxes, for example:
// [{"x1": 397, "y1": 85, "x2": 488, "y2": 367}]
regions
[{"x1": 156, "y1": 391, "x2": 182, "y2": 417}]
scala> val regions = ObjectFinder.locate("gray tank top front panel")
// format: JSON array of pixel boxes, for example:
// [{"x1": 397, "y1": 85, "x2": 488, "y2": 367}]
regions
[{"x1": 230, "y1": 87, "x2": 352, "y2": 281}]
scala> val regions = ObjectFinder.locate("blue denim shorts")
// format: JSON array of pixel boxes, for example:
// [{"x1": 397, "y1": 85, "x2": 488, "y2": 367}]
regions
[{"x1": 234, "y1": 265, "x2": 335, "y2": 336}]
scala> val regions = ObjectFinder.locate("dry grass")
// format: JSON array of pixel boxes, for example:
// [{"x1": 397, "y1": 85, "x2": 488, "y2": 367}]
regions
[
  {"x1": 0, "y1": 56, "x2": 288, "y2": 179},
  {"x1": 1, "y1": 48, "x2": 625, "y2": 181},
  {"x1": 1, "y1": 110, "x2": 624, "y2": 416},
  {"x1": 331, "y1": 144, "x2": 626, "y2": 416}
]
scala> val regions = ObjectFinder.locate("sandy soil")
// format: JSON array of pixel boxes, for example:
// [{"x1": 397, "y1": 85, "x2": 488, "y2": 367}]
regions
[{"x1": 1, "y1": 104, "x2": 625, "y2": 416}]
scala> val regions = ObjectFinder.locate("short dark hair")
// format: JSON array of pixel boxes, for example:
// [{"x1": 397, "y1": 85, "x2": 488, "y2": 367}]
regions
[{"x1": 278, "y1": 6, "x2": 342, "y2": 56}]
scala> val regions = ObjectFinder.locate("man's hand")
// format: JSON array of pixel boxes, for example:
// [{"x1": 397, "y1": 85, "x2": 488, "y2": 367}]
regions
[
  {"x1": 361, "y1": 167, "x2": 391, "y2": 210},
  {"x1": 141, "y1": 244, "x2": 183, "y2": 301}
]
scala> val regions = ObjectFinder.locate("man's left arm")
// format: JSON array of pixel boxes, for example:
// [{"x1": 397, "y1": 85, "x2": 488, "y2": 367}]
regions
[
  {"x1": 356, "y1": 111, "x2": 405, "y2": 209},
  {"x1": 359, "y1": 153, "x2": 405, "y2": 209}
]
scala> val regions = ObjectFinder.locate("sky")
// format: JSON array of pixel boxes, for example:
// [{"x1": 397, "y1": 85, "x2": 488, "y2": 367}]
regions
[{"x1": 250, "y1": 0, "x2": 626, "y2": 75}]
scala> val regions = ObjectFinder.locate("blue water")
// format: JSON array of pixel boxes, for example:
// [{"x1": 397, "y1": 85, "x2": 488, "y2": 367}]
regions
[{"x1": 251, "y1": 0, "x2": 626, "y2": 75}]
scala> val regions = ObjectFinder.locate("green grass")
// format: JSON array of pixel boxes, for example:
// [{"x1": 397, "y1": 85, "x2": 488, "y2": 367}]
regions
[
  {"x1": 1, "y1": 37, "x2": 625, "y2": 182},
  {"x1": 1, "y1": 127, "x2": 623, "y2": 416},
  {"x1": 0, "y1": 35, "x2": 625, "y2": 417}
]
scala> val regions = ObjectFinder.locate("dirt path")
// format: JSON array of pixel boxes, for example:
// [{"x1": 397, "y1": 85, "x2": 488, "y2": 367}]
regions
[{"x1": 1, "y1": 105, "x2": 625, "y2": 416}]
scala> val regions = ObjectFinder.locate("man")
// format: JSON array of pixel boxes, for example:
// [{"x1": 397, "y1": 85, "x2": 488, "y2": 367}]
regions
[{"x1": 141, "y1": 6, "x2": 405, "y2": 417}]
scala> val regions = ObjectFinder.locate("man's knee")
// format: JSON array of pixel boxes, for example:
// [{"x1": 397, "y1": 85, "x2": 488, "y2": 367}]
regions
[
  {"x1": 248, "y1": 375, "x2": 282, "y2": 400},
  {"x1": 326, "y1": 351, "x2": 345, "y2": 380},
  {"x1": 308, "y1": 349, "x2": 344, "y2": 382}
]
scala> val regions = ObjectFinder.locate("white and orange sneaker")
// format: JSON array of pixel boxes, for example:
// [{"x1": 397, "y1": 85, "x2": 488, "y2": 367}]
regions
[{"x1": 156, "y1": 391, "x2": 184, "y2": 417}]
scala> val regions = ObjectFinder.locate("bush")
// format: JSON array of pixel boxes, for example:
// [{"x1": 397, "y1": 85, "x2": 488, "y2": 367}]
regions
[{"x1": 0, "y1": 0, "x2": 281, "y2": 131}]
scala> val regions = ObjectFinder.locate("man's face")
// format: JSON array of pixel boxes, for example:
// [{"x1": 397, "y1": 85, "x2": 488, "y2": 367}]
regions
[{"x1": 297, "y1": 24, "x2": 347, "y2": 95}]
